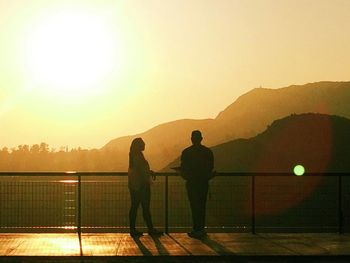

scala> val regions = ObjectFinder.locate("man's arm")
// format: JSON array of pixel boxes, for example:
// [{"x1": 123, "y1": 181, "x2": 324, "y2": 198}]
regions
[{"x1": 207, "y1": 149, "x2": 215, "y2": 180}]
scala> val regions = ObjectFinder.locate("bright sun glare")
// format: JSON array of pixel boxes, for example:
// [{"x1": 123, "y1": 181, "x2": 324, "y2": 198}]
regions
[{"x1": 25, "y1": 10, "x2": 120, "y2": 97}]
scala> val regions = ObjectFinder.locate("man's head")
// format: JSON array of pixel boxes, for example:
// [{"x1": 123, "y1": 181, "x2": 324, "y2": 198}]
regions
[{"x1": 191, "y1": 130, "x2": 203, "y2": 145}]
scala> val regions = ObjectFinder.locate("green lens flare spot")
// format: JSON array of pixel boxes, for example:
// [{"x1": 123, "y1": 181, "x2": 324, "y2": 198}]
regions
[{"x1": 294, "y1": 165, "x2": 305, "y2": 176}]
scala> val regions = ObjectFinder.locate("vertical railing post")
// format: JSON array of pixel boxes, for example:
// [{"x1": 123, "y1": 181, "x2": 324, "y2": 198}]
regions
[
  {"x1": 252, "y1": 174, "x2": 256, "y2": 234},
  {"x1": 165, "y1": 173, "x2": 169, "y2": 234},
  {"x1": 338, "y1": 174, "x2": 343, "y2": 234},
  {"x1": 77, "y1": 173, "x2": 83, "y2": 256}
]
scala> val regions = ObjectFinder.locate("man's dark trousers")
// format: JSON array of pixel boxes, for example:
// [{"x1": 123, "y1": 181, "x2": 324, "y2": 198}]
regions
[{"x1": 186, "y1": 180, "x2": 209, "y2": 232}]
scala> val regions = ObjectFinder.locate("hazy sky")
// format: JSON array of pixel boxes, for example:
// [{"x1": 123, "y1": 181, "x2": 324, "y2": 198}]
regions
[{"x1": 1, "y1": 0, "x2": 349, "y2": 149}]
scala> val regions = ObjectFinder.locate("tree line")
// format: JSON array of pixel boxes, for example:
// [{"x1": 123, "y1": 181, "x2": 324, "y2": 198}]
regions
[{"x1": 0, "y1": 143, "x2": 125, "y2": 171}]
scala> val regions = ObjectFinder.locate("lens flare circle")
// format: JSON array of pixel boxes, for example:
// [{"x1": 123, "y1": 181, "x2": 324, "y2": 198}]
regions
[{"x1": 293, "y1": 164, "x2": 305, "y2": 176}]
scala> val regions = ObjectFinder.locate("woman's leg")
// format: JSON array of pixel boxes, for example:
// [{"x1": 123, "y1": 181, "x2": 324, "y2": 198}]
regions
[
  {"x1": 129, "y1": 189, "x2": 141, "y2": 230},
  {"x1": 140, "y1": 185, "x2": 154, "y2": 230}
]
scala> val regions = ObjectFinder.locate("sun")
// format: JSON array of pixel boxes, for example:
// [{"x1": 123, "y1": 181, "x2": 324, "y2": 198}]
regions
[{"x1": 24, "y1": 10, "x2": 120, "y2": 98}]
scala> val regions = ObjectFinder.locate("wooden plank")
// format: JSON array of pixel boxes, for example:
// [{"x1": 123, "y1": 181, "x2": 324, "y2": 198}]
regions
[
  {"x1": 205, "y1": 233, "x2": 296, "y2": 255},
  {"x1": 3, "y1": 235, "x2": 25, "y2": 256},
  {"x1": 0, "y1": 234, "x2": 80, "y2": 256},
  {"x1": 118, "y1": 234, "x2": 189, "y2": 256},
  {"x1": 261, "y1": 233, "x2": 350, "y2": 256},
  {"x1": 81, "y1": 233, "x2": 123, "y2": 256},
  {"x1": 0, "y1": 233, "x2": 349, "y2": 256},
  {"x1": 169, "y1": 233, "x2": 217, "y2": 255}
]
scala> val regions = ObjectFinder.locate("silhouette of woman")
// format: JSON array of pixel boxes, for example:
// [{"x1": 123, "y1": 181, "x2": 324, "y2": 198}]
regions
[{"x1": 128, "y1": 138, "x2": 163, "y2": 237}]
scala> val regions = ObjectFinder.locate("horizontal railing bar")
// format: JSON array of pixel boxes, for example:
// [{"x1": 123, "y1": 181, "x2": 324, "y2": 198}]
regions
[{"x1": 0, "y1": 172, "x2": 349, "y2": 176}]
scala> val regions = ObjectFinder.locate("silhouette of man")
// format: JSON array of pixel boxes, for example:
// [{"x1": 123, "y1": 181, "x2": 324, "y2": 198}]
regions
[{"x1": 180, "y1": 130, "x2": 214, "y2": 238}]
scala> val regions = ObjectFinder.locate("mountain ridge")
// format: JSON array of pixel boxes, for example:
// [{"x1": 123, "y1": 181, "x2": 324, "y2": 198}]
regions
[
  {"x1": 102, "y1": 81, "x2": 350, "y2": 171},
  {"x1": 164, "y1": 113, "x2": 350, "y2": 173}
]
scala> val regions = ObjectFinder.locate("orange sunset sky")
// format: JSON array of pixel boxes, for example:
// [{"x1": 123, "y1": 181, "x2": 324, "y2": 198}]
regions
[{"x1": 0, "y1": 0, "x2": 349, "y2": 149}]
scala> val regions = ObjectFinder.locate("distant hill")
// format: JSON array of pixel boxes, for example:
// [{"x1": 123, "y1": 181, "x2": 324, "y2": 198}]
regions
[
  {"x1": 102, "y1": 119, "x2": 214, "y2": 171},
  {"x1": 164, "y1": 113, "x2": 350, "y2": 173},
  {"x1": 103, "y1": 81, "x2": 350, "y2": 171}
]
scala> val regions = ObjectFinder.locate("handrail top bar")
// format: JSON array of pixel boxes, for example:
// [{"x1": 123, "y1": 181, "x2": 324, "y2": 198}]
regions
[{"x1": 0, "y1": 172, "x2": 349, "y2": 176}]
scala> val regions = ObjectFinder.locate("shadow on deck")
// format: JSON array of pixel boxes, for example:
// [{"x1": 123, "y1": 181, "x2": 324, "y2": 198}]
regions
[{"x1": 1, "y1": 233, "x2": 350, "y2": 262}]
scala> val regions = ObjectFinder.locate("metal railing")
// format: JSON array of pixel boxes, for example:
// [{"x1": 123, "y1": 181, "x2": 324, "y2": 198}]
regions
[{"x1": 0, "y1": 172, "x2": 349, "y2": 236}]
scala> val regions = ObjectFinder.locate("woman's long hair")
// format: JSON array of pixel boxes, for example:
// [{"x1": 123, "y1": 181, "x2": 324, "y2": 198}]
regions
[{"x1": 129, "y1": 138, "x2": 145, "y2": 168}]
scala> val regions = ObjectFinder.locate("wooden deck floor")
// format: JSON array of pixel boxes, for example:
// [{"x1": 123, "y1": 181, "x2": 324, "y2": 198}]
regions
[{"x1": 0, "y1": 233, "x2": 350, "y2": 257}]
